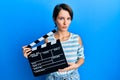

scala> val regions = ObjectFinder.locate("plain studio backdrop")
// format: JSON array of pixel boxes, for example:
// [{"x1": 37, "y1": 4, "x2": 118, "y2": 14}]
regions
[{"x1": 0, "y1": 0, "x2": 120, "y2": 80}]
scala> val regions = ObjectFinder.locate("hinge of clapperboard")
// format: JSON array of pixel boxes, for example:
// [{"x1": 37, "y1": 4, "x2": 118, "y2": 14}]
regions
[{"x1": 27, "y1": 29, "x2": 57, "y2": 51}]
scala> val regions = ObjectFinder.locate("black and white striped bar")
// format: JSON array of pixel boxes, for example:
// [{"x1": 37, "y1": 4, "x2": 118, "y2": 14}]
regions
[
  {"x1": 31, "y1": 40, "x2": 57, "y2": 51},
  {"x1": 27, "y1": 29, "x2": 56, "y2": 48}
]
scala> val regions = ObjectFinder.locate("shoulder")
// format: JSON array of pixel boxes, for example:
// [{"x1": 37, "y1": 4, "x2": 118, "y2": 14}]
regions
[
  {"x1": 71, "y1": 33, "x2": 82, "y2": 45},
  {"x1": 78, "y1": 35, "x2": 82, "y2": 45}
]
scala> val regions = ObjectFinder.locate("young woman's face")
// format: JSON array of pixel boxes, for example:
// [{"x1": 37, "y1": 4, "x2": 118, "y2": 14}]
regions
[{"x1": 55, "y1": 9, "x2": 71, "y2": 31}]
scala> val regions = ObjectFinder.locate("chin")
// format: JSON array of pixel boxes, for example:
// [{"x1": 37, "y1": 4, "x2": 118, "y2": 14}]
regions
[
  {"x1": 58, "y1": 28, "x2": 68, "y2": 32},
  {"x1": 61, "y1": 29, "x2": 68, "y2": 31}
]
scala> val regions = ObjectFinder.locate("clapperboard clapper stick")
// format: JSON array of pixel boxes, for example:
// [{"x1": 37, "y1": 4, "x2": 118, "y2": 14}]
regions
[{"x1": 26, "y1": 29, "x2": 68, "y2": 76}]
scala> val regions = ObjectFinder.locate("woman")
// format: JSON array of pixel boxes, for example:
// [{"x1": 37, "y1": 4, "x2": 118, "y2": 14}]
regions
[{"x1": 23, "y1": 3, "x2": 85, "y2": 80}]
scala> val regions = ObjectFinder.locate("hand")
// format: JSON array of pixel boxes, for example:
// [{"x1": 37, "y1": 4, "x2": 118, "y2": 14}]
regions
[
  {"x1": 22, "y1": 46, "x2": 32, "y2": 58},
  {"x1": 58, "y1": 62, "x2": 79, "y2": 72}
]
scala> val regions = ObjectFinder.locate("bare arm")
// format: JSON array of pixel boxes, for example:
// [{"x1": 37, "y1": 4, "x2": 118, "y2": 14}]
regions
[{"x1": 75, "y1": 36, "x2": 84, "y2": 67}]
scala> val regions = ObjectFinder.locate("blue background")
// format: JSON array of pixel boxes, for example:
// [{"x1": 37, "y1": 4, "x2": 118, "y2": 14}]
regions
[{"x1": 0, "y1": 0, "x2": 120, "y2": 80}]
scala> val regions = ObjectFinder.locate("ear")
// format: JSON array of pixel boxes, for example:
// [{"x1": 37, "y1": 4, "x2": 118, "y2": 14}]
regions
[{"x1": 54, "y1": 20, "x2": 57, "y2": 27}]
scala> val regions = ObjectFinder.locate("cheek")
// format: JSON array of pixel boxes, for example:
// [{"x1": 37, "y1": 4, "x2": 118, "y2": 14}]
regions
[
  {"x1": 56, "y1": 21, "x2": 62, "y2": 26},
  {"x1": 68, "y1": 21, "x2": 71, "y2": 25}
]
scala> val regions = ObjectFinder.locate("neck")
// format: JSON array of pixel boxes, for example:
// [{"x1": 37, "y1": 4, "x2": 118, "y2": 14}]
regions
[
  {"x1": 54, "y1": 30, "x2": 70, "y2": 41},
  {"x1": 56, "y1": 30, "x2": 69, "y2": 37}
]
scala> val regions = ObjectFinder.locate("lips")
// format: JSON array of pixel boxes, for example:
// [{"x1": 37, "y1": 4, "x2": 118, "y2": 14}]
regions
[{"x1": 62, "y1": 26, "x2": 67, "y2": 29}]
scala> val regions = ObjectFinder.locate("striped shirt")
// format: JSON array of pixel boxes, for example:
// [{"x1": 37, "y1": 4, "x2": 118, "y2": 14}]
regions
[{"x1": 47, "y1": 32, "x2": 84, "y2": 75}]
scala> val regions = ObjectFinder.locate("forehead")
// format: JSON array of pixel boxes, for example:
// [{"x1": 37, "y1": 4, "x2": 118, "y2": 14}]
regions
[{"x1": 57, "y1": 9, "x2": 70, "y2": 17}]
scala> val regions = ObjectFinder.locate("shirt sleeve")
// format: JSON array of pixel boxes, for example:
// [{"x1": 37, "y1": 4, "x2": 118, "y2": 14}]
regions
[{"x1": 77, "y1": 45, "x2": 85, "y2": 59}]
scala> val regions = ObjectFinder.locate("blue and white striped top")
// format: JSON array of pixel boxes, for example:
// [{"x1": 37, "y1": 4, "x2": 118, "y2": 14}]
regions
[{"x1": 47, "y1": 32, "x2": 85, "y2": 75}]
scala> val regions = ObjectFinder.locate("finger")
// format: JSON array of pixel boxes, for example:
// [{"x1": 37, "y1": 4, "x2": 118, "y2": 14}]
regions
[
  {"x1": 23, "y1": 47, "x2": 31, "y2": 50},
  {"x1": 24, "y1": 53, "x2": 28, "y2": 58},
  {"x1": 24, "y1": 51, "x2": 31, "y2": 58},
  {"x1": 23, "y1": 48, "x2": 29, "y2": 52},
  {"x1": 58, "y1": 66, "x2": 72, "y2": 72},
  {"x1": 24, "y1": 48, "x2": 31, "y2": 53},
  {"x1": 23, "y1": 49, "x2": 32, "y2": 58},
  {"x1": 22, "y1": 46, "x2": 31, "y2": 51},
  {"x1": 23, "y1": 47, "x2": 31, "y2": 52},
  {"x1": 24, "y1": 49, "x2": 32, "y2": 54},
  {"x1": 22, "y1": 46, "x2": 32, "y2": 58}
]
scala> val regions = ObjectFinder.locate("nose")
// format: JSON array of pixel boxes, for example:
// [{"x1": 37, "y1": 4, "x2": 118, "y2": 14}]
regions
[{"x1": 63, "y1": 19, "x2": 67, "y2": 25}]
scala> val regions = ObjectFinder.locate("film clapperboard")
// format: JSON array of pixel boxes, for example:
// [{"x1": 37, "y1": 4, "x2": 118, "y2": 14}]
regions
[{"x1": 27, "y1": 29, "x2": 68, "y2": 76}]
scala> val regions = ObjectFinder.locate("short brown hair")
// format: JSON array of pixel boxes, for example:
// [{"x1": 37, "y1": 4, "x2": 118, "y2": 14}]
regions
[{"x1": 53, "y1": 3, "x2": 73, "y2": 21}]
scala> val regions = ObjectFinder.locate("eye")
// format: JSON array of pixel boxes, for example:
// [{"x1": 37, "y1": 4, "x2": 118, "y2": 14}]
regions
[
  {"x1": 67, "y1": 17, "x2": 71, "y2": 20},
  {"x1": 59, "y1": 17, "x2": 64, "y2": 20}
]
